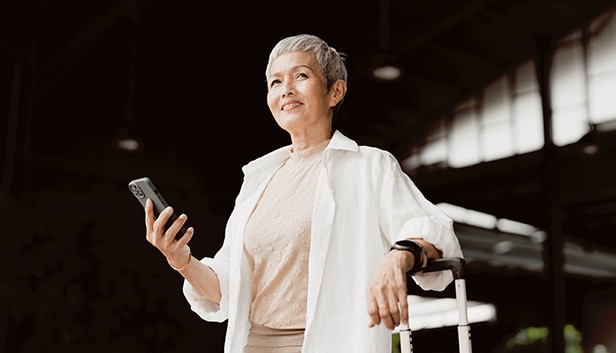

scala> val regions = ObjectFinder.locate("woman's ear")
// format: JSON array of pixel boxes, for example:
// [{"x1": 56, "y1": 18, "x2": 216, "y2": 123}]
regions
[{"x1": 330, "y1": 80, "x2": 347, "y2": 106}]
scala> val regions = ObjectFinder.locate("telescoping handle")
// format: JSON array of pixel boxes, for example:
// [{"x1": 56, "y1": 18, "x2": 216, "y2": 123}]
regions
[
  {"x1": 418, "y1": 257, "x2": 466, "y2": 279},
  {"x1": 400, "y1": 257, "x2": 472, "y2": 353}
]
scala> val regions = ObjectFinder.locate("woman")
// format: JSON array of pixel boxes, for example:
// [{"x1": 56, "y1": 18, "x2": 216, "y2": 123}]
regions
[{"x1": 145, "y1": 34, "x2": 463, "y2": 353}]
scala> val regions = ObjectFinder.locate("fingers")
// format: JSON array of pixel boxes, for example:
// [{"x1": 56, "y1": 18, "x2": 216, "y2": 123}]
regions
[
  {"x1": 175, "y1": 226, "x2": 194, "y2": 248},
  {"x1": 166, "y1": 213, "x2": 193, "y2": 245},
  {"x1": 149, "y1": 205, "x2": 177, "y2": 244},
  {"x1": 366, "y1": 254, "x2": 410, "y2": 330},
  {"x1": 370, "y1": 298, "x2": 402, "y2": 330},
  {"x1": 145, "y1": 198, "x2": 155, "y2": 233},
  {"x1": 144, "y1": 200, "x2": 192, "y2": 248},
  {"x1": 398, "y1": 294, "x2": 409, "y2": 326},
  {"x1": 367, "y1": 287, "x2": 402, "y2": 329},
  {"x1": 366, "y1": 295, "x2": 380, "y2": 328}
]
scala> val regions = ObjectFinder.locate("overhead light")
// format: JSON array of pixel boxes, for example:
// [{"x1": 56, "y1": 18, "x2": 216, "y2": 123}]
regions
[
  {"x1": 113, "y1": 126, "x2": 143, "y2": 152},
  {"x1": 368, "y1": 51, "x2": 404, "y2": 83},
  {"x1": 577, "y1": 123, "x2": 599, "y2": 155},
  {"x1": 113, "y1": 8, "x2": 143, "y2": 154},
  {"x1": 373, "y1": 65, "x2": 402, "y2": 81},
  {"x1": 492, "y1": 240, "x2": 515, "y2": 254},
  {"x1": 369, "y1": 0, "x2": 404, "y2": 83},
  {"x1": 115, "y1": 137, "x2": 142, "y2": 152}
]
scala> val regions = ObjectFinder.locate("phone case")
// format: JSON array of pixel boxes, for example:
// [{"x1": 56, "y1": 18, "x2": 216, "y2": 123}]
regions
[{"x1": 128, "y1": 177, "x2": 187, "y2": 239}]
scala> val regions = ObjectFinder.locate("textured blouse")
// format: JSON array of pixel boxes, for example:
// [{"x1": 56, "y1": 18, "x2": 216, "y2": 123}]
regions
[{"x1": 243, "y1": 139, "x2": 329, "y2": 329}]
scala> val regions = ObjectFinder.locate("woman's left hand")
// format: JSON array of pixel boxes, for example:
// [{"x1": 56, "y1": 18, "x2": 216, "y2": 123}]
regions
[{"x1": 366, "y1": 250, "x2": 414, "y2": 330}]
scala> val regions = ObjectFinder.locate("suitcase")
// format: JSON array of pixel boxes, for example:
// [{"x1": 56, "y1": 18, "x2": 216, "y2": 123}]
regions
[{"x1": 399, "y1": 257, "x2": 472, "y2": 353}]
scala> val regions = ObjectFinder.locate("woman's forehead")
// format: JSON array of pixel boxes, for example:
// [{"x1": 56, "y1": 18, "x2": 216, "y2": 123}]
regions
[{"x1": 268, "y1": 52, "x2": 319, "y2": 75}]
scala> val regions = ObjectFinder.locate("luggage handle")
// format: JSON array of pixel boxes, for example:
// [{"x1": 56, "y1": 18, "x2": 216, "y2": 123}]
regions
[
  {"x1": 399, "y1": 257, "x2": 472, "y2": 353},
  {"x1": 408, "y1": 257, "x2": 466, "y2": 279}
]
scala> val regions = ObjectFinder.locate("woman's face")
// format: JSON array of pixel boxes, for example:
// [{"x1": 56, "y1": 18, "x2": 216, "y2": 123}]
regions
[{"x1": 266, "y1": 51, "x2": 337, "y2": 134}]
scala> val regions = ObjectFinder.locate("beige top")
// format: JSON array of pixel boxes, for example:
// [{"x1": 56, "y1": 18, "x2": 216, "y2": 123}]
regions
[{"x1": 243, "y1": 139, "x2": 329, "y2": 329}]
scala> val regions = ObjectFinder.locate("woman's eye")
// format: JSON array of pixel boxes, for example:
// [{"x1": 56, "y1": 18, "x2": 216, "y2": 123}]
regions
[
  {"x1": 296, "y1": 73, "x2": 308, "y2": 79},
  {"x1": 269, "y1": 79, "x2": 281, "y2": 87}
]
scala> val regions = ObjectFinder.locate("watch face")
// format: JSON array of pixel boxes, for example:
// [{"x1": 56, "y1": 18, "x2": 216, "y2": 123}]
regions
[
  {"x1": 392, "y1": 240, "x2": 421, "y2": 252},
  {"x1": 395, "y1": 240, "x2": 417, "y2": 248}
]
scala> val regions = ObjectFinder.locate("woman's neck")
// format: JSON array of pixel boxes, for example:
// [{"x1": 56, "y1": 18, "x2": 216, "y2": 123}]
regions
[{"x1": 289, "y1": 129, "x2": 333, "y2": 152}]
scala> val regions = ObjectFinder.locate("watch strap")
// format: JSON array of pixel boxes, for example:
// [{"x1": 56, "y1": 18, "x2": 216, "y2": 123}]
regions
[{"x1": 390, "y1": 239, "x2": 428, "y2": 273}]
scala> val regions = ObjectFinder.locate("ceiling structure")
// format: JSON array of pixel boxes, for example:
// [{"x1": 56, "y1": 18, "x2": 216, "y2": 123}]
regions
[
  {"x1": 4, "y1": 0, "x2": 615, "y2": 148},
  {"x1": 5, "y1": 0, "x2": 615, "y2": 252},
  {"x1": 2, "y1": 1, "x2": 614, "y2": 187},
  {"x1": 2, "y1": 0, "x2": 616, "y2": 350}
]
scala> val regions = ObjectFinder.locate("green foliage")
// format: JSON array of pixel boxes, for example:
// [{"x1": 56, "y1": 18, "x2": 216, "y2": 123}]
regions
[
  {"x1": 498, "y1": 325, "x2": 584, "y2": 353},
  {"x1": 392, "y1": 332, "x2": 401, "y2": 353},
  {"x1": 505, "y1": 326, "x2": 549, "y2": 349}
]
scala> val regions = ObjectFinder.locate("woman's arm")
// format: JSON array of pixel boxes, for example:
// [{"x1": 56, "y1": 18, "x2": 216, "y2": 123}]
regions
[{"x1": 144, "y1": 198, "x2": 222, "y2": 304}]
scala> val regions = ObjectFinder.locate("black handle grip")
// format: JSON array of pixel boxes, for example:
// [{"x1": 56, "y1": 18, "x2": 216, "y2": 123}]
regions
[{"x1": 409, "y1": 257, "x2": 466, "y2": 279}]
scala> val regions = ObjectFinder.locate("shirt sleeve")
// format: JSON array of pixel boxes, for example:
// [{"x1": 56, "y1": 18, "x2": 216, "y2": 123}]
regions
[
  {"x1": 399, "y1": 215, "x2": 463, "y2": 291},
  {"x1": 182, "y1": 255, "x2": 230, "y2": 322},
  {"x1": 376, "y1": 151, "x2": 464, "y2": 291}
]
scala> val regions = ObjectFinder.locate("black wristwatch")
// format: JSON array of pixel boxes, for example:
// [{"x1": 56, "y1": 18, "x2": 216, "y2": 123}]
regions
[{"x1": 390, "y1": 239, "x2": 429, "y2": 273}]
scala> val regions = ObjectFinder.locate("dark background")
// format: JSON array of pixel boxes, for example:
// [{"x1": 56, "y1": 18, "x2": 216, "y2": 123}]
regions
[{"x1": 2, "y1": 0, "x2": 616, "y2": 352}]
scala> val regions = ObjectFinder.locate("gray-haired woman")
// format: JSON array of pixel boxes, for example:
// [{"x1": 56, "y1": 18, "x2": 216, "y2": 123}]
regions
[{"x1": 144, "y1": 33, "x2": 463, "y2": 353}]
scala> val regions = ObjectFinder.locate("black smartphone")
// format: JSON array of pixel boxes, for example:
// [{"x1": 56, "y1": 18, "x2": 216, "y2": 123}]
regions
[{"x1": 128, "y1": 177, "x2": 187, "y2": 239}]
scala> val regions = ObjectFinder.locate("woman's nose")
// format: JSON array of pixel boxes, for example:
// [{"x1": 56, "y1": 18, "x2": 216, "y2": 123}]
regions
[{"x1": 282, "y1": 84, "x2": 295, "y2": 97}]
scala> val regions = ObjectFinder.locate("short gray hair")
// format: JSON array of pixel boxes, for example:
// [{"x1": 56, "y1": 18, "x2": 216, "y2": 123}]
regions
[{"x1": 265, "y1": 34, "x2": 348, "y2": 89}]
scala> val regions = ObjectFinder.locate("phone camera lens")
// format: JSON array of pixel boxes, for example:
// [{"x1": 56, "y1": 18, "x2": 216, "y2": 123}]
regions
[{"x1": 130, "y1": 184, "x2": 145, "y2": 198}]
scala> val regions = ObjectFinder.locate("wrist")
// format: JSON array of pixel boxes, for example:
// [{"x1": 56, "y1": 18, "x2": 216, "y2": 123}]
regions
[
  {"x1": 167, "y1": 248, "x2": 192, "y2": 271},
  {"x1": 390, "y1": 239, "x2": 428, "y2": 273}
]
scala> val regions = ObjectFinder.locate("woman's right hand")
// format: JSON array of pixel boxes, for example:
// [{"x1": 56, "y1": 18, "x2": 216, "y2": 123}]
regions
[{"x1": 144, "y1": 198, "x2": 194, "y2": 267}]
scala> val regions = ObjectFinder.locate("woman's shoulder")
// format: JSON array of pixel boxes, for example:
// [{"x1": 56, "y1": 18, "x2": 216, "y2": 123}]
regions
[
  {"x1": 329, "y1": 131, "x2": 396, "y2": 159},
  {"x1": 357, "y1": 144, "x2": 394, "y2": 157},
  {"x1": 354, "y1": 146, "x2": 400, "y2": 172},
  {"x1": 330, "y1": 144, "x2": 399, "y2": 173}
]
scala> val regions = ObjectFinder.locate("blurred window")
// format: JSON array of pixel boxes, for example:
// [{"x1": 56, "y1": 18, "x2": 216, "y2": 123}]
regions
[{"x1": 403, "y1": 8, "x2": 616, "y2": 171}]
